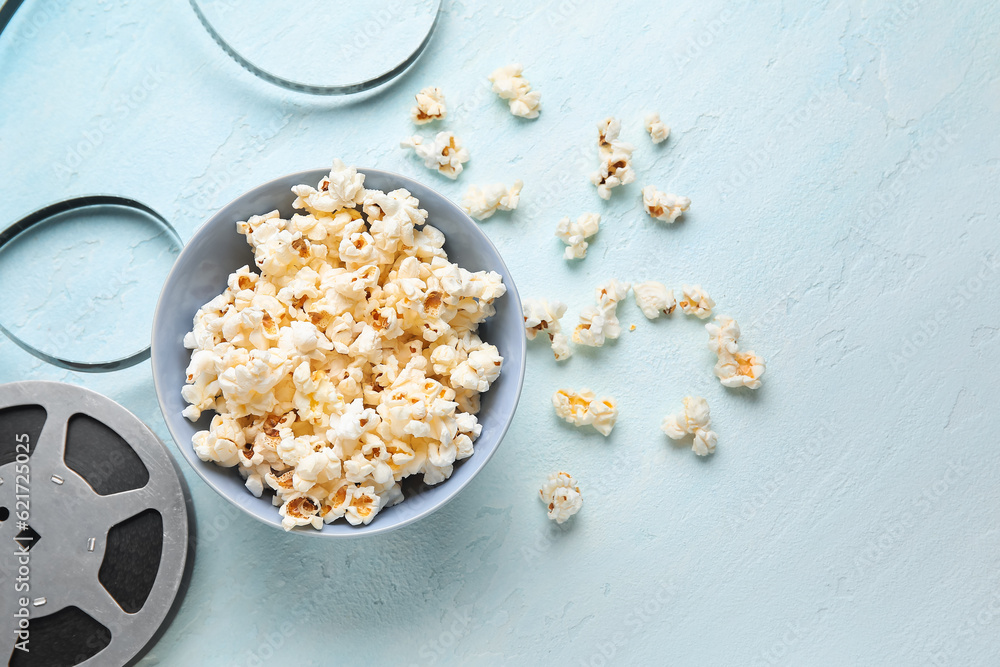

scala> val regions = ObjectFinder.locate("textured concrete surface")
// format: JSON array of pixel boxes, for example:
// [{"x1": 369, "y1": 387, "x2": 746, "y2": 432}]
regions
[{"x1": 1, "y1": 0, "x2": 999, "y2": 664}]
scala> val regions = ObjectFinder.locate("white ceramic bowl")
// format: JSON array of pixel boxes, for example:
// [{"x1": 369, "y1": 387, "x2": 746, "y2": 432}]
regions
[{"x1": 152, "y1": 168, "x2": 525, "y2": 536}]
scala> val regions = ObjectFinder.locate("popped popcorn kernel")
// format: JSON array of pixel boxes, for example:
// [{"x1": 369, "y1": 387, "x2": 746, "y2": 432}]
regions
[
  {"x1": 661, "y1": 396, "x2": 718, "y2": 456},
  {"x1": 632, "y1": 280, "x2": 676, "y2": 320},
  {"x1": 597, "y1": 117, "x2": 621, "y2": 148},
  {"x1": 411, "y1": 86, "x2": 447, "y2": 125},
  {"x1": 642, "y1": 186, "x2": 690, "y2": 223},
  {"x1": 551, "y1": 333, "x2": 572, "y2": 361},
  {"x1": 462, "y1": 181, "x2": 523, "y2": 221},
  {"x1": 705, "y1": 315, "x2": 740, "y2": 357},
  {"x1": 539, "y1": 472, "x2": 582, "y2": 524},
  {"x1": 705, "y1": 314, "x2": 765, "y2": 389},
  {"x1": 572, "y1": 279, "x2": 631, "y2": 347},
  {"x1": 279, "y1": 494, "x2": 324, "y2": 531},
  {"x1": 291, "y1": 159, "x2": 366, "y2": 214},
  {"x1": 488, "y1": 64, "x2": 541, "y2": 119},
  {"x1": 644, "y1": 113, "x2": 670, "y2": 144},
  {"x1": 715, "y1": 349, "x2": 766, "y2": 389},
  {"x1": 552, "y1": 389, "x2": 618, "y2": 436},
  {"x1": 401, "y1": 132, "x2": 470, "y2": 179},
  {"x1": 182, "y1": 160, "x2": 505, "y2": 530},
  {"x1": 590, "y1": 117, "x2": 635, "y2": 199},
  {"x1": 523, "y1": 298, "x2": 572, "y2": 361},
  {"x1": 679, "y1": 284, "x2": 715, "y2": 319},
  {"x1": 555, "y1": 213, "x2": 600, "y2": 260}
]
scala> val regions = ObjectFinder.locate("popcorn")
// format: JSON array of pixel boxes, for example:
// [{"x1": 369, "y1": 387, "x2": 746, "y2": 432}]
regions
[
  {"x1": 597, "y1": 117, "x2": 621, "y2": 147},
  {"x1": 705, "y1": 315, "x2": 740, "y2": 357},
  {"x1": 591, "y1": 117, "x2": 635, "y2": 199},
  {"x1": 180, "y1": 371, "x2": 219, "y2": 422},
  {"x1": 555, "y1": 213, "x2": 600, "y2": 260},
  {"x1": 573, "y1": 279, "x2": 630, "y2": 347},
  {"x1": 632, "y1": 281, "x2": 676, "y2": 320},
  {"x1": 522, "y1": 298, "x2": 572, "y2": 361},
  {"x1": 488, "y1": 64, "x2": 541, "y2": 119},
  {"x1": 550, "y1": 333, "x2": 572, "y2": 361},
  {"x1": 641, "y1": 186, "x2": 690, "y2": 223},
  {"x1": 182, "y1": 160, "x2": 505, "y2": 530},
  {"x1": 715, "y1": 349, "x2": 766, "y2": 389},
  {"x1": 661, "y1": 396, "x2": 718, "y2": 456},
  {"x1": 217, "y1": 349, "x2": 293, "y2": 417},
  {"x1": 191, "y1": 414, "x2": 244, "y2": 467},
  {"x1": 679, "y1": 284, "x2": 714, "y2": 319},
  {"x1": 450, "y1": 344, "x2": 503, "y2": 392},
  {"x1": 279, "y1": 495, "x2": 324, "y2": 531},
  {"x1": 335, "y1": 483, "x2": 384, "y2": 526},
  {"x1": 522, "y1": 298, "x2": 564, "y2": 340},
  {"x1": 704, "y1": 314, "x2": 766, "y2": 389},
  {"x1": 401, "y1": 132, "x2": 470, "y2": 179},
  {"x1": 539, "y1": 472, "x2": 582, "y2": 524},
  {"x1": 291, "y1": 159, "x2": 366, "y2": 214},
  {"x1": 462, "y1": 181, "x2": 523, "y2": 221},
  {"x1": 644, "y1": 113, "x2": 670, "y2": 144},
  {"x1": 692, "y1": 428, "x2": 719, "y2": 457},
  {"x1": 411, "y1": 86, "x2": 446, "y2": 124},
  {"x1": 552, "y1": 389, "x2": 618, "y2": 436},
  {"x1": 245, "y1": 473, "x2": 264, "y2": 497}
]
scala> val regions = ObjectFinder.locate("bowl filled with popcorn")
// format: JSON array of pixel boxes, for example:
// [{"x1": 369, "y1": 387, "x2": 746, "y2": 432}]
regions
[{"x1": 151, "y1": 161, "x2": 525, "y2": 535}]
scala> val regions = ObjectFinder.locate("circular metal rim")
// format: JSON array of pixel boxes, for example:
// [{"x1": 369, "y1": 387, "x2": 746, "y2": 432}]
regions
[
  {"x1": 188, "y1": 0, "x2": 443, "y2": 96},
  {"x1": 0, "y1": 381, "x2": 192, "y2": 666},
  {"x1": 0, "y1": 196, "x2": 183, "y2": 373},
  {"x1": 151, "y1": 167, "x2": 526, "y2": 538}
]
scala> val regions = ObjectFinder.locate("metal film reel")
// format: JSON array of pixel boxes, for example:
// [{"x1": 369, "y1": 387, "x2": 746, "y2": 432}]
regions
[
  {"x1": 0, "y1": 382, "x2": 191, "y2": 666},
  {"x1": 0, "y1": 195, "x2": 183, "y2": 373}
]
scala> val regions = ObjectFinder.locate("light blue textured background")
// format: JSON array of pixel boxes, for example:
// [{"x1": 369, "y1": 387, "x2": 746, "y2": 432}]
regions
[{"x1": 1, "y1": 0, "x2": 999, "y2": 664}]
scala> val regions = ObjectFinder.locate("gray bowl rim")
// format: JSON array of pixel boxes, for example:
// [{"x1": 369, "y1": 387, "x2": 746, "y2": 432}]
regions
[{"x1": 151, "y1": 166, "x2": 525, "y2": 538}]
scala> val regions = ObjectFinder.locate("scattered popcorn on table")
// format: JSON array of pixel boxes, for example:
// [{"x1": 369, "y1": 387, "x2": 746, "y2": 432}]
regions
[
  {"x1": 632, "y1": 280, "x2": 676, "y2": 320},
  {"x1": 715, "y1": 347, "x2": 766, "y2": 389},
  {"x1": 523, "y1": 298, "x2": 572, "y2": 361},
  {"x1": 552, "y1": 389, "x2": 618, "y2": 436},
  {"x1": 552, "y1": 333, "x2": 572, "y2": 360},
  {"x1": 555, "y1": 213, "x2": 600, "y2": 260},
  {"x1": 661, "y1": 396, "x2": 718, "y2": 456},
  {"x1": 410, "y1": 86, "x2": 447, "y2": 125},
  {"x1": 704, "y1": 314, "x2": 765, "y2": 388},
  {"x1": 644, "y1": 112, "x2": 670, "y2": 144},
  {"x1": 539, "y1": 472, "x2": 582, "y2": 524},
  {"x1": 573, "y1": 279, "x2": 630, "y2": 347},
  {"x1": 597, "y1": 117, "x2": 621, "y2": 147},
  {"x1": 181, "y1": 160, "x2": 506, "y2": 530},
  {"x1": 679, "y1": 284, "x2": 715, "y2": 319},
  {"x1": 705, "y1": 315, "x2": 740, "y2": 357},
  {"x1": 591, "y1": 117, "x2": 635, "y2": 199},
  {"x1": 401, "y1": 131, "x2": 470, "y2": 179},
  {"x1": 462, "y1": 181, "x2": 523, "y2": 221},
  {"x1": 642, "y1": 186, "x2": 690, "y2": 223},
  {"x1": 488, "y1": 64, "x2": 541, "y2": 119}
]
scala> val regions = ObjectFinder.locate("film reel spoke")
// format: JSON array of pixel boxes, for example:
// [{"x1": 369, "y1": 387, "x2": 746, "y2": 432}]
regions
[
  {"x1": 28, "y1": 402, "x2": 73, "y2": 475},
  {"x1": 75, "y1": 575, "x2": 130, "y2": 630},
  {"x1": 96, "y1": 488, "x2": 159, "y2": 529}
]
